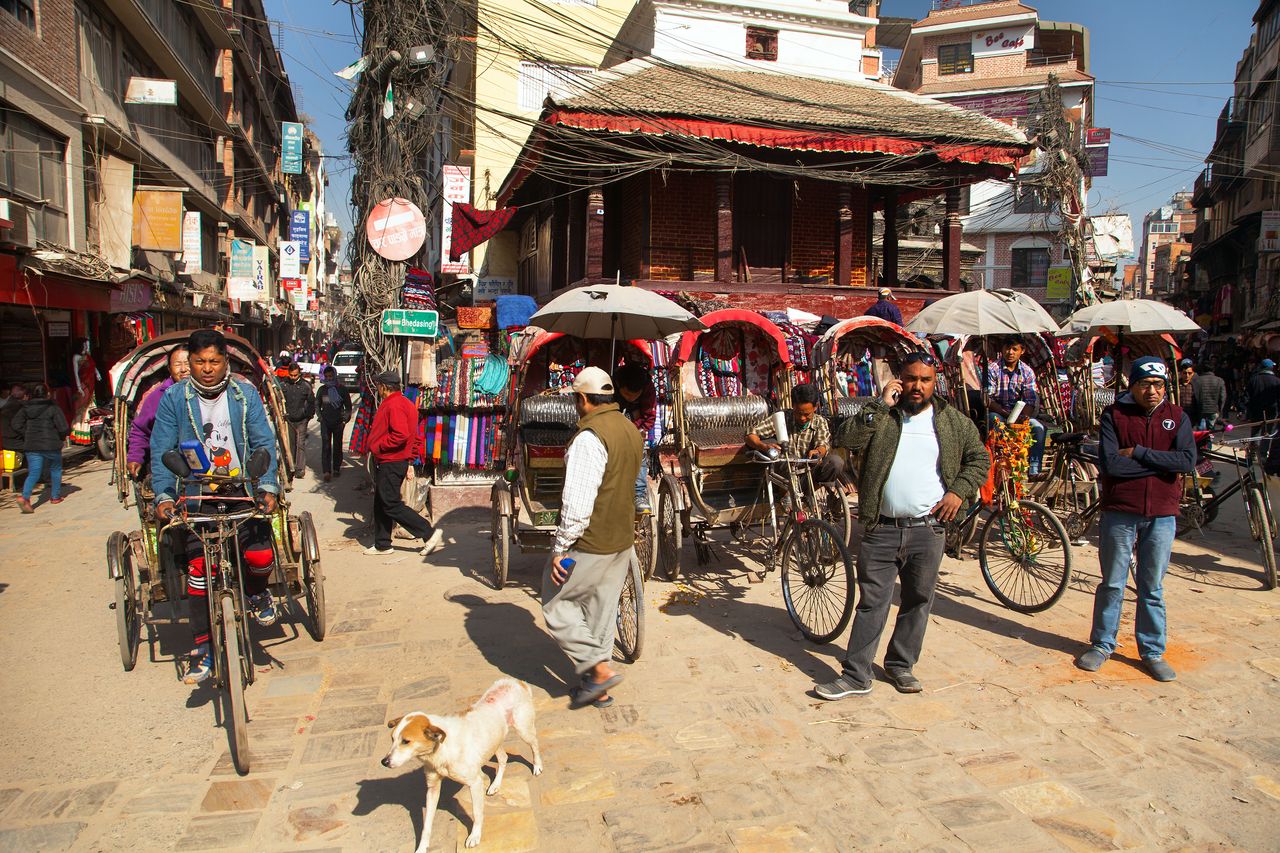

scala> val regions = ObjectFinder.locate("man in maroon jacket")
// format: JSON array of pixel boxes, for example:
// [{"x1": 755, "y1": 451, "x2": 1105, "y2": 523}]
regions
[
  {"x1": 364, "y1": 370, "x2": 444, "y2": 557},
  {"x1": 1076, "y1": 357, "x2": 1195, "y2": 682}
]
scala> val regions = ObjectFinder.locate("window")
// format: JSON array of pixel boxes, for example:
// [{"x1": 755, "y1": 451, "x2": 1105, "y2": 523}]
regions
[
  {"x1": 77, "y1": 3, "x2": 118, "y2": 101},
  {"x1": 0, "y1": 110, "x2": 69, "y2": 245},
  {"x1": 1, "y1": 0, "x2": 35, "y2": 29},
  {"x1": 938, "y1": 43, "x2": 973, "y2": 75},
  {"x1": 1262, "y1": 6, "x2": 1280, "y2": 46},
  {"x1": 1012, "y1": 181, "x2": 1051, "y2": 214},
  {"x1": 517, "y1": 62, "x2": 593, "y2": 111},
  {"x1": 746, "y1": 27, "x2": 778, "y2": 62},
  {"x1": 1011, "y1": 247, "x2": 1051, "y2": 290}
]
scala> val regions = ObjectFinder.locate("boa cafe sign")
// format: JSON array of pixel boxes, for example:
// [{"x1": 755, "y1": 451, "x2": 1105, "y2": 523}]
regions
[
  {"x1": 365, "y1": 198, "x2": 427, "y2": 261},
  {"x1": 972, "y1": 26, "x2": 1033, "y2": 56}
]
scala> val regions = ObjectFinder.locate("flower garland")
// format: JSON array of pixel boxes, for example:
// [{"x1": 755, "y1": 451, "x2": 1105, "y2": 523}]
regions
[{"x1": 988, "y1": 421, "x2": 1032, "y2": 499}]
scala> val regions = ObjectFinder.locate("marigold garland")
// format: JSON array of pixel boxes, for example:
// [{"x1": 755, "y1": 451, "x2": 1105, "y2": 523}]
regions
[{"x1": 988, "y1": 421, "x2": 1032, "y2": 499}]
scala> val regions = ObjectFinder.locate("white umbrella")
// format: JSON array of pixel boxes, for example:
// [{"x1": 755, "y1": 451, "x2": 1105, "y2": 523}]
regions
[
  {"x1": 1058, "y1": 299, "x2": 1201, "y2": 336},
  {"x1": 528, "y1": 285, "x2": 706, "y2": 342},
  {"x1": 905, "y1": 289, "x2": 1059, "y2": 336}
]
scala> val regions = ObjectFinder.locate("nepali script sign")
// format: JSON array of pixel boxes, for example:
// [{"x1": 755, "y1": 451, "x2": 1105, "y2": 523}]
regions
[{"x1": 381, "y1": 309, "x2": 439, "y2": 338}]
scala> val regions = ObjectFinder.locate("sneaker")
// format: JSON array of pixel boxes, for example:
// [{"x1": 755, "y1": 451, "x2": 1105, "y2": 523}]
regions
[
  {"x1": 1143, "y1": 656, "x2": 1177, "y2": 682},
  {"x1": 248, "y1": 591, "x2": 277, "y2": 627},
  {"x1": 363, "y1": 545, "x2": 394, "y2": 556},
  {"x1": 1075, "y1": 648, "x2": 1108, "y2": 672},
  {"x1": 815, "y1": 675, "x2": 872, "y2": 700},
  {"x1": 421, "y1": 529, "x2": 446, "y2": 556},
  {"x1": 18, "y1": 497, "x2": 33, "y2": 514},
  {"x1": 885, "y1": 669, "x2": 923, "y2": 694},
  {"x1": 183, "y1": 645, "x2": 212, "y2": 684}
]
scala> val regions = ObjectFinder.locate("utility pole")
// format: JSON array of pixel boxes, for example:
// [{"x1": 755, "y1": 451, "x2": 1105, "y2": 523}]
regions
[
  {"x1": 1025, "y1": 75, "x2": 1096, "y2": 311},
  {"x1": 344, "y1": 0, "x2": 453, "y2": 373}
]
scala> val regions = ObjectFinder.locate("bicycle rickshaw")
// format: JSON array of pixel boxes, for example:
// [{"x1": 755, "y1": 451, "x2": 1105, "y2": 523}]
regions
[
  {"x1": 106, "y1": 332, "x2": 325, "y2": 774},
  {"x1": 1063, "y1": 333, "x2": 1183, "y2": 430},
  {"x1": 653, "y1": 310, "x2": 854, "y2": 639},
  {"x1": 490, "y1": 330, "x2": 651, "y2": 662}
]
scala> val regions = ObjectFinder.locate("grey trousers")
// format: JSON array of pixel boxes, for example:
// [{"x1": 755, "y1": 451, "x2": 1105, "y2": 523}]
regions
[
  {"x1": 841, "y1": 521, "x2": 946, "y2": 687},
  {"x1": 541, "y1": 548, "x2": 632, "y2": 676},
  {"x1": 289, "y1": 420, "x2": 308, "y2": 474}
]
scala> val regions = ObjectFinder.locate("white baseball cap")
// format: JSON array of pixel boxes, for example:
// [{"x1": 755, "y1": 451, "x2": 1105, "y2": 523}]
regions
[{"x1": 571, "y1": 366, "x2": 614, "y2": 395}]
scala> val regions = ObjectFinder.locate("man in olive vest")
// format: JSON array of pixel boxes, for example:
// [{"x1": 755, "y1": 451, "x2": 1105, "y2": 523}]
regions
[{"x1": 544, "y1": 367, "x2": 642, "y2": 709}]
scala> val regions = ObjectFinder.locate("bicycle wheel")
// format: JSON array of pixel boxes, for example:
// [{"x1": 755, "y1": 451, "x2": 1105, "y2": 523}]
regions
[
  {"x1": 780, "y1": 518, "x2": 855, "y2": 643},
  {"x1": 300, "y1": 512, "x2": 326, "y2": 641},
  {"x1": 218, "y1": 593, "x2": 250, "y2": 774},
  {"x1": 615, "y1": 552, "x2": 645, "y2": 662},
  {"x1": 657, "y1": 479, "x2": 683, "y2": 581},
  {"x1": 816, "y1": 482, "x2": 853, "y2": 547},
  {"x1": 1248, "y1": 484, "x2": 1277, "y2": 590},
  {"x1": 109, "y1": 531, "x2": 140, "y2": 672},
  {"x1": 1045, "y1": 459, "x2": 1100, "y2": 541},
  {"x1": 979, "y1": 500, "x2": 1072, "y2": 614},
  {"x1": 634, "y1": 511, "x2": 657, "y2": 581},
  {"x1": 491, "y1": 505, "x2": 510, "y2": 591}
]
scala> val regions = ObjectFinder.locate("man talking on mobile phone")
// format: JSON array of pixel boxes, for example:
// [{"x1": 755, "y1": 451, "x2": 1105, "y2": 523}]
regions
[{"x1": 816, "y1": 351, "x2": 990, "y2": 699}]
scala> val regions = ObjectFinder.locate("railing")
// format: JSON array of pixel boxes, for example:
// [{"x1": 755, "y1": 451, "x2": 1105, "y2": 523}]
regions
[
  {"x1": 1217, "y1": 97, "x2": 1243, "y2": 139},
  {"x1": 931, "y1": 0, "x2": 1006, "y2": 10},
  {"x1": 136, "y1": 0, "x2": 219, "y2": 107},
  {"x1": 1026, "y1": 52, "x2": 1076, "y2": 68}
]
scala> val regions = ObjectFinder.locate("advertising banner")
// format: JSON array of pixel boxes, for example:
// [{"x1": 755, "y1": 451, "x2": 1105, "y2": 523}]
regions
[
  {"x1": 228, "y1": 239, "x2": 258, "y2": 301},
  {"x1": 282, "y1": 121, "x2": 303, "y2": 175},
  {"x1": 1260, "y1": 211, "x2": 1280, "y2": 253},
  {"x1": 131, "y1": 189, "x2": 184, "y2": 251},
  {"x1": 181, "y1": 211, "x2": 202, "y2": 274},
  {"x1": 441, "y1": 165, "x2": 472, "y2": 274},
  {"x1": 279, "y1": 240, "x2": 301, "y2": 278},
  {"x1": 1046, "y1": 266, "x2": 1073, "y2": 301},
  {"x1": 289, "y1": 209, "x2": 310, "y2": 262},
  {"x1": 252, "y1": 243, "x2": 272, "y2": 302}
]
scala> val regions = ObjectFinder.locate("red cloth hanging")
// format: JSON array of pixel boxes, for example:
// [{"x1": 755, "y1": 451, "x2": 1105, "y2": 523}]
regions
[{"x1": 449, "y1": 203, "x2": 518, "y2": 262}]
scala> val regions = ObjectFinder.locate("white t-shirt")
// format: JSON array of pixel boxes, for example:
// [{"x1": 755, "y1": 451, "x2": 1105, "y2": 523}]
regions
[
  {"x1": 197, "y1": 391, "x2": 242, "y2": 476},
  {"x1": 880, "y1": 405, "x2": 946, "y2": 519}
]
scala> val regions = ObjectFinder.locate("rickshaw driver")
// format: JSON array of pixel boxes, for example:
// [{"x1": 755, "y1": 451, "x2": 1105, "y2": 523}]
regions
[
  {"x1": 745, "y1": 383, "x2": 845, "y2": 484},
  {"x1": 152, "y1": 329, "x2": 281, "y2": 685},
  {"x1": 985, "y1": 338, "x2": 1047, "y2": 476}
]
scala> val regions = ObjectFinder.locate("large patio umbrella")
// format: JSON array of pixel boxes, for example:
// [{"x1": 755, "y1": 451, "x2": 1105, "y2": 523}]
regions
[
  {"x1": 905, "y1": 288, "x2": 1059, "y2": 337},
  {"x1": 528, "y1": 285, "x2": 706, "y2": 347},
  {"x1": 1058, "y1": 299, "x2": 1202, "y2": 337}
]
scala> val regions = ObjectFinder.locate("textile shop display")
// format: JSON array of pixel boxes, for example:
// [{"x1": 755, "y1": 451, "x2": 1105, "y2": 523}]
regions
[
  {"x1": 420, "y1": 329, "x2": 508, "y2": 470},
  {"x1": 401, "y1": 268, "x2": 437, "y2": 310},
  {"x1": 348, "y1": 389, "x2": 376, "y2": 455},
  {"x1": 496, "y1": 295, "x2": 537, "y2": 330},
  {"x1": 422, "y1": 413, "x2": 500, "y2": 467},
  {"x1": 694, "y1": 325, "x2": 776, "y2": 398}
]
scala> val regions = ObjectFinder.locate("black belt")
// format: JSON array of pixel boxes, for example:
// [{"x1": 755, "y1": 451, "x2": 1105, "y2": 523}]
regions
[{"x1": 879, "y1": 515, "x2": 938, "y2": 528}]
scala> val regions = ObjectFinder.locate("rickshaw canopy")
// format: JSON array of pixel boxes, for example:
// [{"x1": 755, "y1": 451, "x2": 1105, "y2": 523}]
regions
[
  {"x1": 673, "y1": 309, "x2": 792, "y2": 367},
  {"x1": 811, "y1": 316, "x2": 923, "y2": 366},
  {"x1": 110, "y1": 331, "x2": 272, "y2": 402}
]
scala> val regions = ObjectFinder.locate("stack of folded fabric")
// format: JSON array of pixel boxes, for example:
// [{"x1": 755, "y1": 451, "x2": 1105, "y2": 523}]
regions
[{"x1": 402, "y1": 267, "x2": 437, "y2": 309}]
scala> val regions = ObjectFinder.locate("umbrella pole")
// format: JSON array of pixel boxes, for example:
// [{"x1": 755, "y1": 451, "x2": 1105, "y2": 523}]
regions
[{"x1": 610, "y1": 313, "x2": 617, "y2": 366}]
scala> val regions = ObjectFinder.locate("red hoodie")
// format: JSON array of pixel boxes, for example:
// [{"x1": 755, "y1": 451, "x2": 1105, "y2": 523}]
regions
[{"x1": 368, "y1": 391, "x2": 423, "y2": 462}]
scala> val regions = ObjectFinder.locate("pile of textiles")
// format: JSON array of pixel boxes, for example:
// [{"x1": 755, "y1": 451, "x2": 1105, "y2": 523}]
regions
[
  {"x1": 422, "y1": 413, "x2": 499, "y2": 468},
  {"x1": 431, "y1": 356, "x2": 506, "y2": 409},
  {"x1": 402, "y1": 267, "x2": 437, "y2": 309},
  {"x1": 348, "y1": 390, "x2": 376, "y2": 454}
]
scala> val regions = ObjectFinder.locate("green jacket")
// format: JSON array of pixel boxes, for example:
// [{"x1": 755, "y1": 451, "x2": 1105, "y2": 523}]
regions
[{"x1": 836, "y1": 396, "x2": 990, "y2": 530}]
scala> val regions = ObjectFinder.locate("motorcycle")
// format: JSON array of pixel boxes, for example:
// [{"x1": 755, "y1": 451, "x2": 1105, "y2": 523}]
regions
[{"x1": 88, "y1": 405, "x2": 115, "y2": 461}]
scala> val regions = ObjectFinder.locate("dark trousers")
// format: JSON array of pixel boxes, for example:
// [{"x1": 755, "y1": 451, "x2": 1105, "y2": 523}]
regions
[
  {"x1": 185, "y1": 518, "x2": 274, "y2": 646},
  {"x1": 841, "y1": 521, "x2": 946, "y2": 686},
  {"x1": 319, "y1": 420, "x2": 344, "y2": 474},
  {"x1": 373, "y1": 458, "x2": 434, "y2": 549},
  {"x1": 288, "y1": 420, "x2": 308, "y2": 475}
]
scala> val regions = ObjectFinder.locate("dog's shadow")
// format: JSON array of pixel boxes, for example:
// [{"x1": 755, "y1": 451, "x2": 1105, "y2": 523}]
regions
[{"x1": 353, "y1": 771, "x2": 471, "y2": 846}]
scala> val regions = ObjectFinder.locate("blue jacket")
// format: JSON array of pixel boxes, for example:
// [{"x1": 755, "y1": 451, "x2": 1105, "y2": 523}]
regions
[
  {"x1": 150, "y1": 377, "x2": 280, "y2": 506},
  {"x1": 864, "y1": 298, "x2": 904, "y2": 326}
]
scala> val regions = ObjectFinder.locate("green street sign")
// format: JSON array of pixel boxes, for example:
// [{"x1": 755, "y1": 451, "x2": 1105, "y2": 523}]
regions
[{"x1": 380, "y1": 309, "x2": 439, "y2": 338}]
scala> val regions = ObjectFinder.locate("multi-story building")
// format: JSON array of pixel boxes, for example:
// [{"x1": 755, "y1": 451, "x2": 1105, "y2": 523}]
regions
[
  {"x1": 449, "y1": 0, "x2": 886, "y2": 284},
  {"x1": 1189, "y1": 0, "x2": 1280, "y2": 334},
  {"x1": 889, "y1": 0, "x2": 1094, "y2": 306},
  {"x1": 1153, "y1": 240, "x2": 1191, "y2": 296},
  {"x1": 1136, "y1": 192, "x2": 1195, "y2": 295},
  {"x1": 0, "y1": 0, "x2": 322, "y2": 389}
]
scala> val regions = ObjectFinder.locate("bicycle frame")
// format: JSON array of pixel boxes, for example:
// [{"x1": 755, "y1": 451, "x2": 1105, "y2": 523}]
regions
[
  {"x1": 742, "y1": 454, "x2": 824, "y2": 571},
  {"x1": 1186, "y1": 437, "x2": 1277, "y2": 532}
]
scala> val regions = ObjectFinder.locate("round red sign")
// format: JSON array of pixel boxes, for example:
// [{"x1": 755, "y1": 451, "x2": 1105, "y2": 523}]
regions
[{"x1": 365, "y1": 198, "x2": 426, "y2": 261}]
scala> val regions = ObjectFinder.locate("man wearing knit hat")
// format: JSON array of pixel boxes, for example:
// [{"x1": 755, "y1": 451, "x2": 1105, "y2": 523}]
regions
[
  {"x1": 1076, "y1": 356, "x2": 1195, "y2": 682},
  {"x1": 543, "y1": 366, "x2": 642, "y2": 708}
]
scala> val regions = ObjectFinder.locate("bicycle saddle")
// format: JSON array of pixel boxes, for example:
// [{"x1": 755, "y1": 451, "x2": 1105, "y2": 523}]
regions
[{"x1": 1050, "y1": 432, "x2": 1088, "y2": 445}]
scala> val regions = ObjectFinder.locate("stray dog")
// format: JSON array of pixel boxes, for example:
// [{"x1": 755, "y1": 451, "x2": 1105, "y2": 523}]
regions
[{"x1": 383, "y1": 677, "x2": 543, "y2": 850}]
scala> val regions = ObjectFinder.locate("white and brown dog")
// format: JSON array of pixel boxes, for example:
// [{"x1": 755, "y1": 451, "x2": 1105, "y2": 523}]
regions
[{"x1": 383, "y1": 677, "x2": 543, "y2": 850}]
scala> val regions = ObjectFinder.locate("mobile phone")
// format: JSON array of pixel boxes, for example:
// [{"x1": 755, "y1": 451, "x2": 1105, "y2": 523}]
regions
[
  {"x1": 888, "y1": 386, "x2": 901, "y2": 405},
  {"x1": 180, "y1": 439, "x2": 210, "y2": 473}
]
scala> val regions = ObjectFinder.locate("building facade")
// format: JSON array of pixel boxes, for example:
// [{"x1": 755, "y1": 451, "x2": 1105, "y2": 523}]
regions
[
  {"x1": 1137, "y1": 192, "x2": 1195, "y2": 296},
  {"x1": 0, "y1": 0, "x2": 326, "y2": 393},
  {"x1": 889, "y1": 0, "x2": 1094, "y2": 306}
]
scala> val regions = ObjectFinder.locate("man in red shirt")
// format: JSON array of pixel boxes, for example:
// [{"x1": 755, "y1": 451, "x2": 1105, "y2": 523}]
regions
[{"x1": 365, "y1": 370, "x2": 444, "y2": 557}]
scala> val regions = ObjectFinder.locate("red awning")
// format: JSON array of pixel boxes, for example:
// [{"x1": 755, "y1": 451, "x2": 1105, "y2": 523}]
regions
[
  {"x1": 674, "y1": 309, "x2": 791, "y2": 366},
  {"x1": 547, "y1": 110, "x2": 1027, "y2": 166}
]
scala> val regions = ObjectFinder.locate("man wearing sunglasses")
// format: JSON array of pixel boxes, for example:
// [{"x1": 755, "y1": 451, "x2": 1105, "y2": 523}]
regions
[{"x1": 817, "y1": 351, "x2": 990, "y2": 699}]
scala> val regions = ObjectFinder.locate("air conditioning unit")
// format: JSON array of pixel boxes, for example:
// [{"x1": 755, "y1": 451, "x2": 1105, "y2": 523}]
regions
[{"x1": 0, "y1": 199, "x2": 36, "y2": 249}]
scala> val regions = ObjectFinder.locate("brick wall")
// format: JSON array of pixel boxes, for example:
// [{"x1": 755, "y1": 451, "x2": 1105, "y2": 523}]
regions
[
  {"x1": 613, "y1": 173, "x2": 646, "y2": 279},
  {"x1": 0, "y1": 0, "x2": 77, "y2": 99},
  {"x1": 790, "y1": 179, "x2": 836, "y2": 280},
  {"x1": 648, "y1": 172, "x2": 716, "y2": 281},
  {"x1": 919, "y1": 33, "x2": 1030, "y2": 88},
  {"x1": 849, "y1": 188, "x2": 868, "y2": 288}
]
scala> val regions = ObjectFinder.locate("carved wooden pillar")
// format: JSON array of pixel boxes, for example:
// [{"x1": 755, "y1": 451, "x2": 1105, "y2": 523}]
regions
[
  {"x1": 716, "y1": 173, "x2": 733, "y2": 284},
  {"x1": 882, "y1": 190, "x2": 899, "y2": 289},
  {"x1": 835, "y1": 184, "x2": 853, "y2": 288},
  {"x1": 943, "y1": 186, "x2": 963, "y2": 292},
  {"x1": 586, "y1": 186, "x2": 604, "y2": 279}
]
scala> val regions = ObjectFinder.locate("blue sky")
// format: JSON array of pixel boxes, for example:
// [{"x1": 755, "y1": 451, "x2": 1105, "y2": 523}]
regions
[{"x1": 265, "y1": 0, "x2": 1259, "y2": 258}]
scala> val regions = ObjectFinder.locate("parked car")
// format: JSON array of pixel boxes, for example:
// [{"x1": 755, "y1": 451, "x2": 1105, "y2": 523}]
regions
[{"x1": 331, "y1": 349, "x2": 364, "y2": 392}]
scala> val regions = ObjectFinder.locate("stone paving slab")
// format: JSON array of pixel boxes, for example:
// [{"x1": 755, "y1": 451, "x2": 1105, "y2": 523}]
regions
[{"x1": 3, "y1": 460, "x2": 1280, "y2": 850}]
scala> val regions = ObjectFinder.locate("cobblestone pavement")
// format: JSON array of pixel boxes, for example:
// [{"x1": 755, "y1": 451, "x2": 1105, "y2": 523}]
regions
[{"x1": 1, "y1": 453, "x2": 1279, "y2": 852}]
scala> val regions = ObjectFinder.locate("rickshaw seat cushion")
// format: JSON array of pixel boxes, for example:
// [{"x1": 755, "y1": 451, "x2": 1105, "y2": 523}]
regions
[
  {"x1": 519, "y1": 394, "x2": 578, "y2": 427},
  {"x1": 519, "y1": 395, "x2": 579, "y2": 459},
  {"x1": 684, "y1": 396, "x2": 769, "y2": 465}
]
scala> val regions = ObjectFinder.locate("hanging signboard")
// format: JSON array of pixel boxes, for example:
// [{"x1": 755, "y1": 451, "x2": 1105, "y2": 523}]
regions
[
  {"x1": 971, "y1": 26, "x2": 1034, "y2": 57},
  {"x1": 1260, "y1": 211, "x2": 1280, "y2": 252},
  {"x1": 228, "y1": 239, "x2": 259, "y2": 301},
  {"x1": 365, "y1": 197, "x2": 427, "y2": 261},
  {"x1": 289, "y1": 210, "x2": 310, "y2": 262},
  {"x1": 441, "y1": 165, "x2": 472, "y2": 274},
  {"x1": 181, "y1": 211, "x2": 202, "y2": 274},
  {"x1": 474, "y1": 277, "x2": 516, "y2": 302},
  {"x1": 124, "y1": 77, "x2": 177, "y2": 105},
  {"x1": 131, "y1": 189, "x2": 184, "y2": 251},
  {"x1": 1086, "y1": 146, "x2": 1109, "y2": 178},
  {"x1": 1085, "y1": 127, "x2": 1111, "y2": 146},
  {"x1": 282, "y1": 121, "x2": 304, "y2": 175},
  {"x1": 252, "y1": 243, "x2": 272, "y2": 302},
  {"x1": 279, "y1": 240, "x2": 301, "y2": 278},
  {"x1": 1046, "y1": 266, "x2": 1073, "y2": 301},
  {"x1": 381, "y1": 308, "x2": 439, "y2": 338}
]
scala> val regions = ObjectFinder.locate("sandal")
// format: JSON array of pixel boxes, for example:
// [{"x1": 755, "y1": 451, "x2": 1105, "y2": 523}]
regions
[{"x1": 569, "y1": 674, "x2": 622, "y2": 708}]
